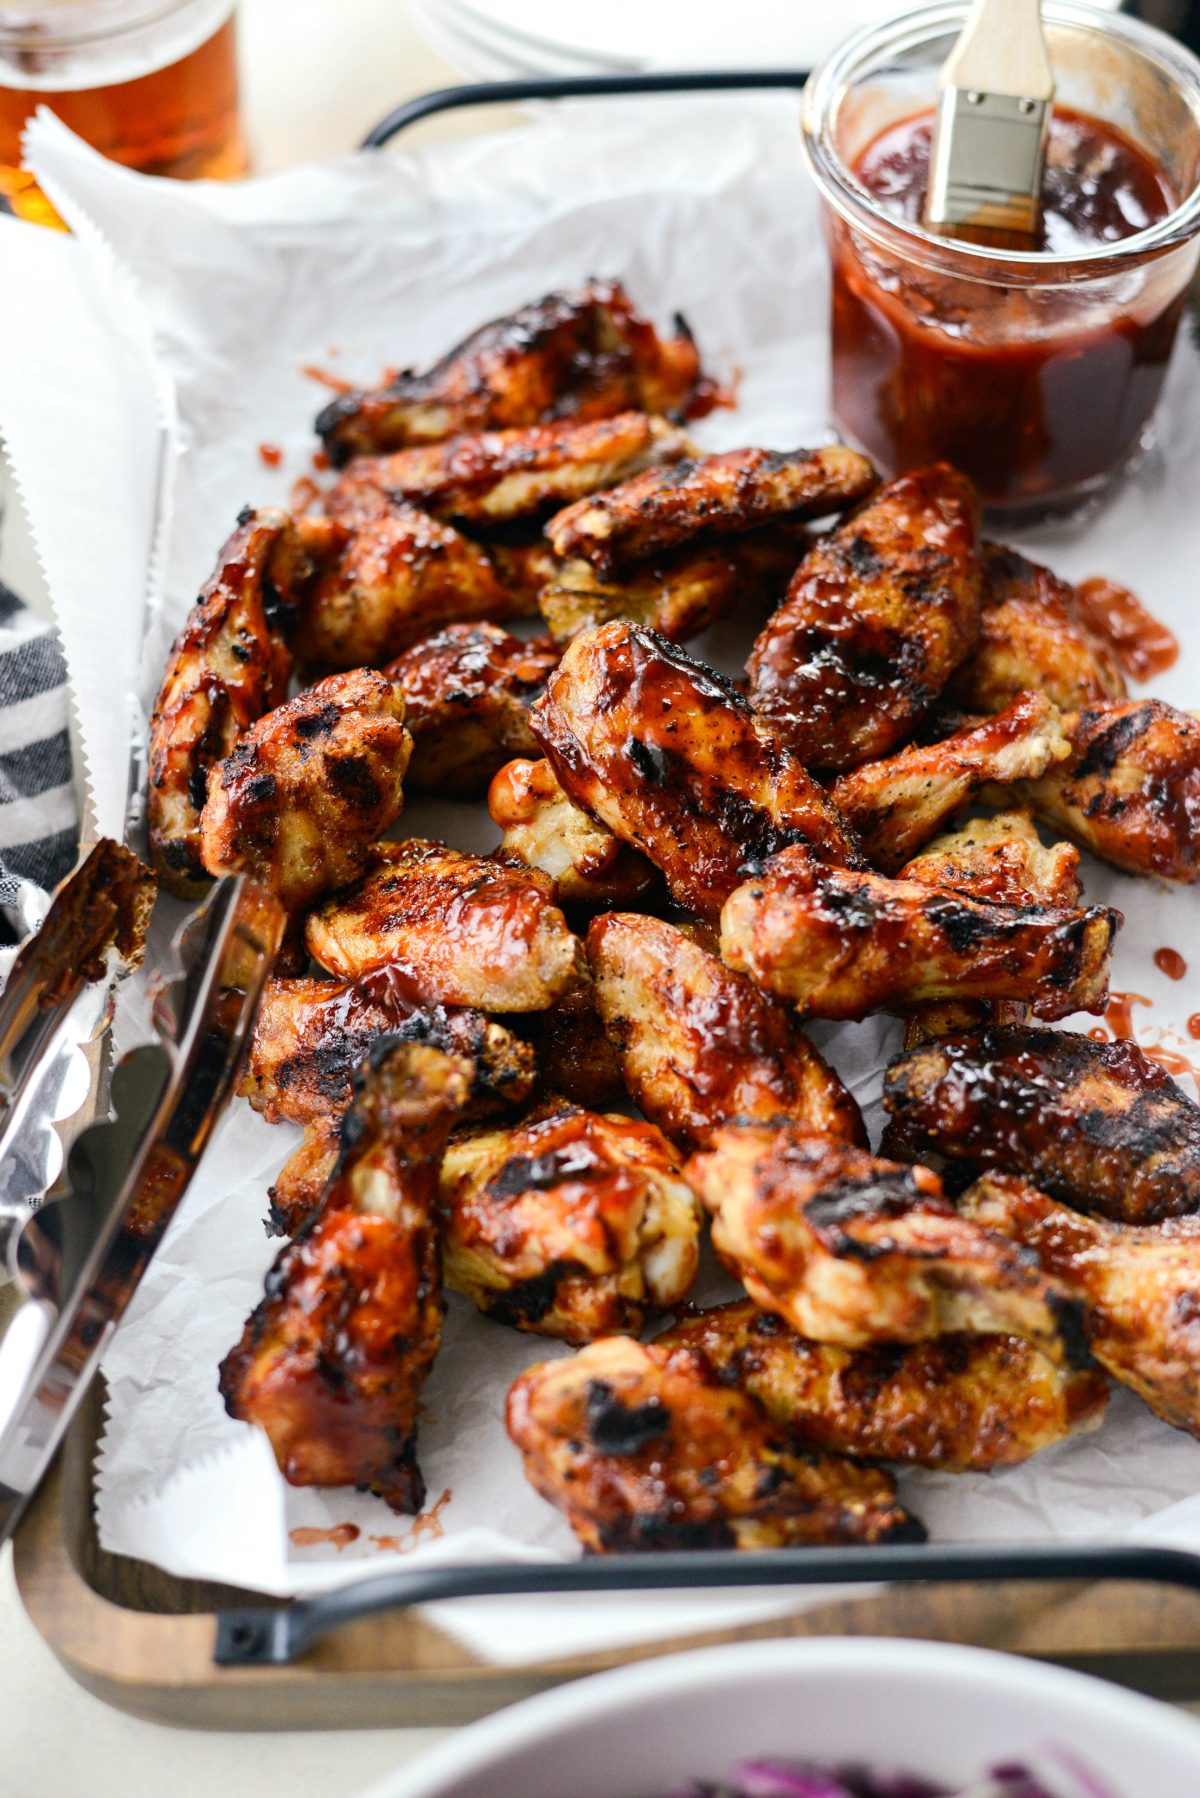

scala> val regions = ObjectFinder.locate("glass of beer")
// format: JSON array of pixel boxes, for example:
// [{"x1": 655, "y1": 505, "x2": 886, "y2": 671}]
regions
[{"x1": 0, "y1": 0, "x2": 245, "y2": 223}]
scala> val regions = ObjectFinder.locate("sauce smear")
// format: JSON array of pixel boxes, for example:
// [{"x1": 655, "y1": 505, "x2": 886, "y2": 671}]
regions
[
  {"x1": 1188, "y1": 1014, "x2": 1200, "y2": 1042},
  {"x1": 289, "y1": 1523, "x2": 360, "y2": 1550},
  {"x1": 1154, "y1": 947, "x2": 1188, "y2": 981},
  {"x1": 258, "y1": 442, "x2": 283, "y2": 469},
  {"x1": 290, "y1": 475, "x2": 323, "y2": 514},
  {"x1": 301, "y1": 363, "x2": 354, "y2": 394},
  {"x1": 1105, "y1": 990, "x2": 1152, "y2": 1039},
  {"x1": 1074, "y1": 578, "x2": 1179, "y2": 680},
  {"x1": 369, "y1": 1488, "x2": 453, "y2": 1553}
]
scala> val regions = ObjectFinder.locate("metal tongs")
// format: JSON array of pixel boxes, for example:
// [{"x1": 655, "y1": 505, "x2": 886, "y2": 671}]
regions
[{"x1": 0, "y1": 850, "x2": 283, "y2": 1547}]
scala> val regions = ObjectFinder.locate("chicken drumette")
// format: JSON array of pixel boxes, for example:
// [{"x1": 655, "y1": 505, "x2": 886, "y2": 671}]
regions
[
  {"x1": 506, "y1": 1335, "x2": 923, "y2": 1552},
  {"x1": 546, "y1": 444, "x2": 876, "y2": 578},
  {"x1": 240, "y1": 963, "x2": 537, "y2": 1127},
  {"x1": 530, "y1": 622, "x2": 858, "y2": 919},
  {"x1": 488, "y1": 757, "x2": 662, "y2": 908},
  {"x1": 199, "y1": 668, "x2": 411, "y2": 916},
  {"x1": 687, "y1": 1123, "x2": 1089, "y2": 1365},
  {"x1": 883, "y1": 1025, "x2": 1200, "y2": 1225},
  {"x1": 439, "y1": 1102, "x2": 700, "y2": 1341},
  {"x1": 306, "y1": 839, "x2": 585, "y2": 1010},
  {"x1": 326, "y1": 411, "x2": 691, "y2": 527},
  {"x1": 657, "y1": 1299, "x2": 1107, "y2": 1472},
  {"x1": 219, "y1": 1043, "x2": 469, "y2": 1512},
  {"x1": 316, "y1": 280, "x2": 703, "y2": 464},
  {"x1": 747, "y1": 463, "x2": 984, "y2": 771},
  {"x1": 386, "y1": 624, "x2": 559, "y2": 796},
  {"x1": 719, "y1": 846, "x2": 1117, "y2": 1022},
  {"x1": 587, "y1": 911, "x2": 865, "y2": 1152},
  {"x1": 962, "y1": 1175, "x2": 1200, "y2": 1438},
  {"x1": 147, "y1": 508, "x2": 322, "y2": 895}
]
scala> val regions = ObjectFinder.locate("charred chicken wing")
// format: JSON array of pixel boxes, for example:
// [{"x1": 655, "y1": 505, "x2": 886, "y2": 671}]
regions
[
  {"x1": 267, "y1": 1117, "x2": 340, "y2": 1236},
  {"x1": 587, "y1": 911, "x2": 865, "y2": 1152},
  {"x1": 306, "y1": 838, "x2": 584, "y2": 1010},
  {"x1": 488, "y1": 757, "x2": 662, "y2": 908},
  {"x1": 316, "y1": 280, "x2": 703, "y2": 464},
  {"x1": 948, "y1": 543, "x2": 1126, "y2": 714},
  {"x1": 546, "y1": 444, "x2": 876, "y2": 578},
  {"x1": 1018, "y1": 700, "x2": 1200, "y2": 883},
  {"x1": 241, "y1": 963, "x2": 537, "y2": 1127},
  {"x1": 719, "y1": 845, "x2": 1117, "y2": 1022},
  {"x1": 199, "y1": 668, "x2": 411, "y2": 913},
  {"x1": 219, "y1": 1043, "x2": 469, "y2": 1511},
  {"x1": 530, "y1": 623, "x2": 858, "y2": 919},
  {"x1": 829, "y1": 691, "x2": 1070, "y2": 874},
  {"x1": 747, "y1": 463, "x2": 984, "y2": 771},
  {"x1": 439, "y1": 1103, "x2": 700, "y2": 1341},
  {"x1": 657, "y1": 1298, "x2": 1107, "y2": 1471},
  {"x1": 883, "y1": 1025, "x2": 1200, "y2": 1225},
  {"x1": 148, "y1": 508, "x2": 318, "y2": 896},
  {"x1": 962, "y1": 1174, "x2": 1200, "y2": 1438},
  {"x1": 327, "y1": 412, "x2": 690, "y2": 526},
  {"x1": 386, "y1": 624, "x2": 559, "y2": 796},
  {"x1": 687, "y1": 1123, "x2": 1088, "y2": 1365},
  {"x1": 506, "y1": 1335, "x2": 923, "y2": 1551},
  {"x1": 516, "y1": 980, "x2": 627, "y2": 1110},
  {"x1": 538, "y1": 530, "x2": 803, "y2": 646}
]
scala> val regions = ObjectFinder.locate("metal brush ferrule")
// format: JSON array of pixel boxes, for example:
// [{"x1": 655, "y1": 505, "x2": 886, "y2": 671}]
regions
[{"x1": 926, "y1": 87, "x2": 1050, "y2": 236}]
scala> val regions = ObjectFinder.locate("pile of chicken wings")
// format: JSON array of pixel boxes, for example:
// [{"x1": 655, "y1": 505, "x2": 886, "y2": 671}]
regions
[{"x1": 149, "y1": 280, "x2": 1200, "y2": 1554}]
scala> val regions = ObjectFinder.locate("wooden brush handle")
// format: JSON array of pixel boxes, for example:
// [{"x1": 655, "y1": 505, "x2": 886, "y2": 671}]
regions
[{"x1": 940, "y1": 0, "x2": 1054, "y2": 100}]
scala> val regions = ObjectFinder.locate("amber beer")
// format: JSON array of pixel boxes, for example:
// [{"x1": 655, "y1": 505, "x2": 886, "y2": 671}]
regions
[{"x1": 0, "y1": 0, "x2": 244, "y2": 224}]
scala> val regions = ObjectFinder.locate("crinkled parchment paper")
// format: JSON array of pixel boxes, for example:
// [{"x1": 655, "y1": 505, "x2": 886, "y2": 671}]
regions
[{"x1": 2, "y1": 95, "x2": 1198, "y2": 1663}]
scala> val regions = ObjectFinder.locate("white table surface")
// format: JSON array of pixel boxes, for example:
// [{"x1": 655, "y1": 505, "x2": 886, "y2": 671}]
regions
[{"x1": 4, "y1": 5, "x2": 1200, "y2": 1792}]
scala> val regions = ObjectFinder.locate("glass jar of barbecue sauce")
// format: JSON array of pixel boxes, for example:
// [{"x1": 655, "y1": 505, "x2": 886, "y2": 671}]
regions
[{"x1": 801, "y1": 2, "x2": 1200, "y2": 519}]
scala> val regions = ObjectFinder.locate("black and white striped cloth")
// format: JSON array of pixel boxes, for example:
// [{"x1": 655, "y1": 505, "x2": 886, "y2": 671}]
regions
[{"x1": 0, "y1": 575, "x2": 77, "y2": 942}]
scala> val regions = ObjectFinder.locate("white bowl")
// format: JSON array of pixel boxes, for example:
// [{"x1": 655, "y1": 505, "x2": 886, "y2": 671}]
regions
[{"x1": 373, "y1": 1636, "x2": 1200, "y2": 1798}]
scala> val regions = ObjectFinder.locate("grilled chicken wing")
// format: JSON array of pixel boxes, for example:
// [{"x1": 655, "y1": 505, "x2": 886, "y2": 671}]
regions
[
  {"x1": 385, "y1": 624, "x2": 559, "y2": 796},
  {"x1": 488, "y1": 757, "x2": 662, "y2": 908},
  {"x1": 538, "y1": 529, "x2": 803, "y2": 646},
  {"x1": 687, "y1": 1123, "x2": 1088, "y2": 1365},
  {"x1": 198, "y1": 668, "x2": 410, "y2": 913},
  {"x1": 587, "y1": 911, "x2": 865, "y2": 1153},
  {"x1": 883, "y1": 1025, "x2": 1200, "y2": 1225},
  {"x1": 516, "y1": 980, "x2": 626, "y2": 1110},
  {"x1": 896, "y1": 810, "x2": 1083, "y2": 1043},
  {"x1": 327, "y1": 412, "x2": 691, "y2": 527},
  {"x1": 267, "y1": 1118, "x2": 340, "y2": 1236},
  {"x1": 657, "y1": 1299, "x2": 1107, "y2": 1472},
  {"x1": 506, "y1": 1335, "x2": 923, "y2": 1552},
  {"x1": 439, "y1": 1103, "x2": 700, "y2": 1341},
  {"x1": 241, "y1": 963, "x2": 537, "y2": 1127},
  {"x1": 484, "y1": 538, "x2": 561, "y2": 618},
  {"x1": 720, "y1": 845, "x2": 1117, "y2": 1022},
  {"x1": 306, "y1": 838, "x2": 584, "y2": 1010},
  {"x1": 829, "y1": 691, "x2": 1070, "y2": 874},
  {"x1": 546, "y1": 444, "x2": 876, "y2": 579},
  {"x1": 293, "y1": 505, "x2": 519, "y2": 672},
  {"x1": 530, "y1": 623, "x2": 858, "y2": 919},
  {"x1": 962, "y1": 1174, "x2": 1200, "y2": 1437},
  {"x1": 1017, "y1": 700, "x2": 1200, "y2": 883},
  {"x1": 316, "y1": 280, "x2": 703, "y2": 464},
  {"x1": 219, "y1": 1043, "x2": 469, "y2": 1511},
  {"x1": 948, "y1": 543, "x2": 1126, "y2": 714},
  {"x1": 148, "y1": 508, "x2": 319, "y2": 896},
  {"x1": 747, "y1": 464, "x2": 983, "y2": 771}
]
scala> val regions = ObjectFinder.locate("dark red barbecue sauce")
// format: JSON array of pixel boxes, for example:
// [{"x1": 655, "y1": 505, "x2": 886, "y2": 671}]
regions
[{"x1": 831, "y1": 107, "x2": 1179, "y2": 509}]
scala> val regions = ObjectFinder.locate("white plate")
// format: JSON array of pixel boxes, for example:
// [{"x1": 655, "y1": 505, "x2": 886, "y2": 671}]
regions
[{"x1": 372, "y1": 1637, "x2": 1200, "y2": 1798}]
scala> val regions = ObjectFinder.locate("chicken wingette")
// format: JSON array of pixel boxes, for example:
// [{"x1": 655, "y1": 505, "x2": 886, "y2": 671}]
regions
[
  {"x1": 657, "y1": 1299, "x2": 1108, "y2": 1471},
  {"x1": 316, "y1": 280, "x2": 704, "y2": 463},
  {"x1": 488, "y1": 757, "x2": 662, "y2": 908},
  {"x1": 719, "y1": 846, "x2": 1117, "y2": 1022},
  {"x1": 219, "y1": 1043, "x2": 469, "y2": 1511},
  {"x1": 530, "y1": 622, "x2": 859, "y2": 919},
  {"x1": 546, "y1": 444, "x2": 876, "y2": 578},
  {"x1": 883, "y1": 1025, "x2": 1200, "y2": 1225},
  {"x1": 963, "y1": 1174, "x2": 1200, "y2": 1439},
  {"x1": 266, "y1": 1117, "x2": 340, "y2": 1237},
  {"x1": 306, "y1": 839, "x2": 584, "y2": 1010},
  {"x1": 587, "y1": 911, "x2": 865, "y2": 1152},
  {"x1": 386, "y1": 624, "x2": 559, "y2": 796},
  {"x1": 687, "y1": 1123, "x2": 1089, "y2": 1366},
  {"x1": 747, "y1": 463, "x2": 984, "y2": 771},
  {"x1": 506, "y1": 1335, "x2": 924, "y2": 1552},
  {"x1": 439, "y1": 1103, "x2": 700, "y2": 1341}
]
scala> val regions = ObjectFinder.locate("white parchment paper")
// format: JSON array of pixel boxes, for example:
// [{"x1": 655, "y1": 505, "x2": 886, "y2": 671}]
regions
[{"x1": 7, "y1": 96, "x2": 1200, "y2": 1663}]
